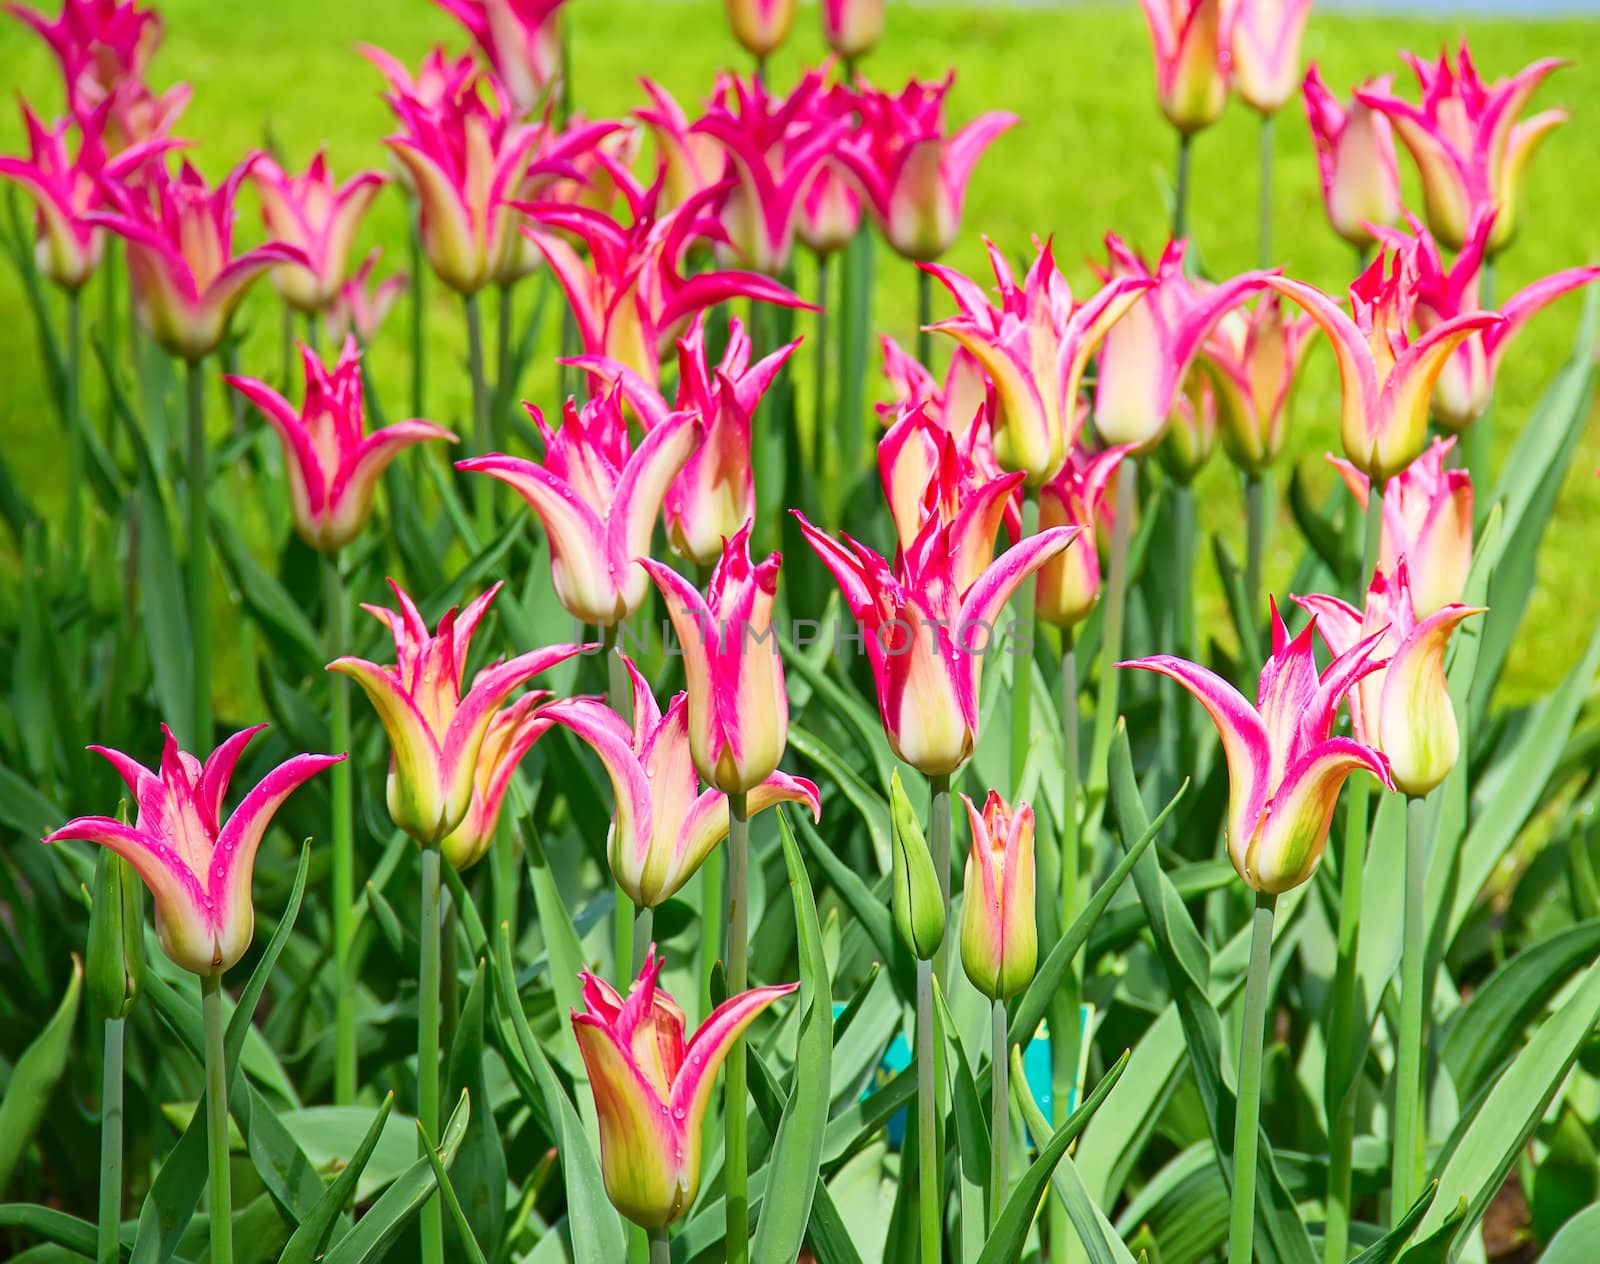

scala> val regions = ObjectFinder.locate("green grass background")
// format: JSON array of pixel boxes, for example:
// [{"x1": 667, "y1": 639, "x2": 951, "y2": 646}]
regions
[{"x1": 1, "y1": 0, "x2": 1597, "y2": 699}]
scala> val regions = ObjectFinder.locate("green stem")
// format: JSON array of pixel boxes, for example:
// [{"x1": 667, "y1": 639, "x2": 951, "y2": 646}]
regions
[
  {"x1": 603, "y1": 628, "x2": 633, "y2": 979},
  {"x1": 915, "y1": 957, "x2": 939, "y2": 1264},
  {"x1": 201, "y1": 973, "x2": 232, "y2": 1264},
  {"x1": 281, "y1": 304, "x2": 293, "y2": 388},
  {"x1": 930, "y1": 773, "x2": 952, "y2": 988},
  {"x1": 1010, "y1": 492, "x2": 1039, "y2": 795},
  {"x1": 327, "y1": 552, "x2": 356, "y2": 1105},
  {"x1": 726, "y1": 791, "x2": 751, "y2": 1264},
  {"x1": 648, "y1": 1227, "x2": 671, "y2": 1264},
  {"x1": 1089, "y1": 457, "x2": 1138, "y2": 797},
  {"x1": 989, "y1": 999, "x2": 1009, "y2": 1233},
  {"x1": 1173, "y1": 482, "x2": 1197, "y2": 776},
  {"x1": 1257, "y1": 114, "x2": 1274, "y2": 270},
  {"x1": 631, "y1": 902, "x2": 654, "y2": 975},
  {"x1": 698, "y1": 844, "x2": 725, "y2": 1018},
  {"x1": 814, "y1": 252, "x2": 833, "y2": 506},
  {"x1": 465, "y1": 292, "x2": 492, "y2": 540},
  {"x1": 1173, "y1": 132, "x2": 1192, "y2": 243},
  {"x1": 307, "y1": 311, "x2": 321, "y2": 355},
  {"x1": 1227, "y1": 892, "x2": 1278, "y2": 1264},
  {"x1": 102, "y1": 239, "x2": 119, "y2": 456},
  {"x1": 418, "y1": 845, "x2": 444, "y2": 1264},
  {"x1": 497, "y1": 283, "x2": 514, "y2": 436},
  {"x1": 1049, "y1": 632, "x2": 1082, "y2": 1261},
  {"x1": 1244, "y1": 471, "x2": 1265, "y2": 621},
  {"x1": 186, "y1": 358, "x2": 211, "y2": 750},
  {"x1": 410, "y1": 210, "x2": 426, "y2": 419},
  {"x1": 1392, "y1": 794, "x2": 1428, "y2": 1220},
  {"x1": 97, "y1": 1017, "x2": 124, "y2": 1264},
  {"x1": 65, "y1": 288, "x2": 83, "y2": 573},
  {"x1": 916, "y1": 265, "x2": 933, "y2": 371}
]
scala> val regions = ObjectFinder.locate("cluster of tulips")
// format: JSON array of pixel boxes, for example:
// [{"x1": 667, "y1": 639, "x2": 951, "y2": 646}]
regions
[{"x1": 4, "y1": 0, "x2": 1598, "y2": 1261}]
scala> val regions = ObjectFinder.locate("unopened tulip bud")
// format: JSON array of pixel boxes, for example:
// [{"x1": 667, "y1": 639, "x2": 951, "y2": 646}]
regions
[
  {"x1": 726, "y1": 0, "x2": 796, "y2": 59},
  {"x1": 959, "y1": 791, "x2": 1037, "y2": 1000},
  {"x1": 1139, "y1": 0, "x2": 1229, "y2": 136},
  {"x1": 890, "y1": 771, "x2": 945, "y2": 960},
  {"x1": 86, "y1": 846, "x2": 144, "y2": 1019},
  {"x1": 1157, "y1": 372, "x2": 1217, "y2": 484},
  {"x1": 822, "y1": 0, "x2": 883, "y2": 62}
]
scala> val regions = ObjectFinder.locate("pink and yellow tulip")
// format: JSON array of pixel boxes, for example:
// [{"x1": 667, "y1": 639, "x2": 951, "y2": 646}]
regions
[
  {"x1": 958, "y1": 790, "x2": 1037, "y2": 1002},
  {"x1": 796, "y1": 83, "x2": 864, "y2": 257},
  {"x1": 429, "y1": 0, "x2": 567, "y2": 113},
  {"x1": 438, "y1": 690, "x2": 556, "y2": 872},
  {"x1": 1225, "y1": 0, "x2": 1314, "y2": 115},
  {"x1": 225, "y1": 337, "x2": 457, "y2": 553},
  {"x1": 838, "y1": 74, "x2": 1017, "y2": 262},
  {"x1": 1263, "y1": 244, "x2": 1500, "y2": 482},
  {"x1": 1356, "y1": 43, "x2": 1566, "y2": 255},
  {"x1": 325, "y1": 248, "x2": 408, "y2": 346},
  {"x1": 458, "y1": 390, "x2": 703, "y2": 626},
  {"x1": 878, "y1": 333, "x2": 991, "y2": 456},
  {"x1": 797, "y1": 512, "x2": 1077, "y2": 776},
  {"x1": 6, "y1": 0, "x2": 161, "y2": 114},
  {"x1": 361, "y1": 43, "x2": 478, "y2": 110},
  {"x1": 640, "y1": 524, "x2": 790, "y2": 795},
  {"x1": 574, "y1": 948, "x2": 796, "y2": 1227},
  {"x1": 1297, "y1": 562, "x2": 1483, "y2": 798},
  {"x1": 1137, "y1": 0, "x2": 1228, "y2": 135},
  {"x1": 1121, "y1": 604, "x2": 1394, "y2": 893},
  {"x1": 636, "y1": 79, "x2": 726, "y2": 214},
  {"x1": 724, "y1": 0, "x2": 795, "y2": 60},
  {"x1": 329, "y1": 581, "x2": 587, "y2": 846},
  {"x1": 90, "y1": 156, "x2": 307, "y2": 361},
  {"x1": 546, "y1": 656, "x2": 819, "y2": 908},
  {"x1": 1195, "y1": 293, "x2": 1313, "y2": 474},
  {"x1": 925, "y1": 238, "x2": 1153, "y2": 483},
  {"x1": 45, "y1": 724, "x2": 342, "y2": 975},
  {"x1": 1035, "y1": 444, "x2": 1131, "y2": 629},
  {"x1": 822, "y1": 0, "x2": 883, "y2": 62},
  {"x1": 252, "y1": 152, "x2": 387, "y2": 314},
  {"x1": 1302, "y1": 66, "x2": 1402, "y2": 249}
]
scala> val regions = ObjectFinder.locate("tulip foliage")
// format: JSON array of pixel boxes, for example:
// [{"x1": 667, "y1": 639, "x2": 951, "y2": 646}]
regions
[{"x1": 4, "y1": 4, "x2": 1600, "y2": 1264}]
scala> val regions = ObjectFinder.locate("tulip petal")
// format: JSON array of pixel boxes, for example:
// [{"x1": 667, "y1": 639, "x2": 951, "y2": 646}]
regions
[
  {"x1": 1247, "y1": 737, "x2": 1392, "y2": 893},
  {"x1": 544, "y1": 697, "x2": 656, "y2": 904},
  {"x1": 1380, "y1": 603, "x2": 1483, "y2": 797}
]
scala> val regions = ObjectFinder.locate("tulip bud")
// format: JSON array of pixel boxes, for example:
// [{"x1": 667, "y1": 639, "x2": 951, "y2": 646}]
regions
[
  {"x1": 1157, "y1": 372, "x2": 1217, "y2": 484},
  {"x1": 822, "y1": 0, "x2": 883, "y2": 62},
  {"x1": 890, "y1": 771, "x2": 945, "y2": 960},
  {"x1": 1140, "y1": 0, "x2": 1229, "y2": 137},
  {"x1": 959, "y1": 791, "x2": 1037, "y2": 1001},
  {"x1": 726, "y1": 0, "x2": 796, "y2": 59},
  {"x1": 86, "y1": 842, "x2": 144, "y2": 1020}
]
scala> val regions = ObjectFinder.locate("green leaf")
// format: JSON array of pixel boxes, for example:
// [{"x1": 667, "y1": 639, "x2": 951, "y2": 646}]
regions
[
  {"x1": 208, "y1": 506, "x2": 323, "y2": 673},
  {"x1": 793, "y1": 810, "x2": 914, "y2": 1000},
  {"x1": 788, "y1": 722, "x2": 892, "y2": 872},
  {"x1": 1396, "y1": 1197, "x2": 1467, "y2": 1264},
  {"x1": 519, "y1": 800, "x2": 589, "y2": 1075},
  {"x1": 278, "y1": 1094, "x2": 397, "y2": 1264},
  {"x1": 134, "y1": 464, "x2": 193, "y2": 735},
  {"x1": 446, "y1": 962, "x2": 507, "y2": 1257},
  {"x1": 0, "y1": 957, "x2": 83, "y2": 1194},
  {"x1": 1347, "y1": 1181, "x2": 1439, "y2": 1264},
  {"x1": 418, "y1": 1117, "x2": 491, "y2": 1264},
  {"x1": 0, "y1": 1203, "x2": 109, "y2": 1257},
  {"x1": 1542, "y1": 1200, "x2": 1600, "y2": 1264}
]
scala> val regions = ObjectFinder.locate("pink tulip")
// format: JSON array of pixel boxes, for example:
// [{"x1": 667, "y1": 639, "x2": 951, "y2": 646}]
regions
[
  {"x1": 329, "y1": 581, "x2": 587, "y2": 846},
  {"x1": 640, "y1": 524, "x2": 791, "y2": 795},
  {"x1": 45, "y1": 724, "x2": 342, "y2": 975},
  {"x1": 1195, "y1": 293, "x2": 1313, "y2": 473},
  {"x1": 636, "y1": 79, "x2": 726, "y2": 214},
  {"x1": 1121, "y1": 603, "x2": 1393, "y2": 893},
  {"x1": 226, "y1": 337, "x2": 457, "y2": 552},
  {"x1": 1092, "y1": 235, "x2": 1271, "y2": 453},
  {"x1": 958, "y1": 790, "x2": 1037, "y2": 1002},
  {"x1": 1263, "y1": 242, "x2": 1500, "y2": 482},
  {"x1": 459, "y1": 390, "x2": 703, "y2": 626},
  {"x1": 1035, "y1": 444, "x2": 1133, "y2": 629},
  {"x1": 574, "y1": 948, "x2": 796, "y2": 1227},
  {"x1": 1302, "y1": 65, "x2": 1402, "y2": 248},
  {"x1": 429, "y1": 0, "x2": 568, "y2": 113},
  {"x1": 566, "y1": 314, "x2": 798, "y2": 569},
  {"x1": 1326, "y1": 437, "x2": 1472, "y2": 619},
  {"x1": 438, "y1": 690, "x2": 556, "y2": 871},
  {"x1": 1372, "y1": 210, "x2": 1600, "y2": 432},
  {"x1": 1225, "y1": 0, "x2": 1314, "y2": 115},
  {"x1": 89, "y1": 156, "x2": 307, "y2": 361},
  {"x1": 1296, "y1": 561, "x2": 1483, "y2": 798},
  {"x1": 1357, "y1": 43, "x2": 1566, "y2": 255},
  {"x1": 797, "y1": 512, "x2": 1077, "y2": 775},
  {"x1": 877, "y1": 333, "x2": 991, "y2": 455},
  {"x1": 725, "y1": 0, "x2": 795, "y2": 60},
  {"x1": 251, "y1": 152, "x2": 386, "y2": 314},
  {"x1": 838, "y1": 74, "x2": 1017, "y2": 262},
  {"x1": 1137, "y1": 0, "x2": 1228, "y2": 135},
  {"x1": 925, "y1": 237, "x2": 1152, "y2": 483},
  {"x1": 0, "y1": 98, "x2": 169, "y2": 290},
  {"x1": 796, "y1": 83, "x2": 863, "y2": 257},
  {"x1": 360, "y1": 43, "x2": 479, "y2": 110},
  {"x1": 324, "y1": 248, "x2": 408, "y2": 346},
  {"x1": 545, "y1": 656, "x2": 819, "y2": 908},
  {"x1": 822, "y1": 0, "x2": 884, "y2": 62},
  {"x1": 6, "y1": 0, "x2": 162, "y2": 114}
]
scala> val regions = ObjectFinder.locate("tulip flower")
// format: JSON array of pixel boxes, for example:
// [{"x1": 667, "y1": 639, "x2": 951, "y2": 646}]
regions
[
  {"x1": 1194, "y1": 293, "x2": 1313, "y2": 474},
  {"x1": 797, "y1": 511, "x2": 1076, "y2": 775},
  {"x1": 1328, "y1": 437, "x2": 1472, "y2": 619},
  {"x1": 226, "y1": 337, "x2": 457, "y2": 552},
  {"x1": 636, "y1": 79, "x2": 726, "y2": 213},
  {"x1": 525, "y1": 183, "x2": 809, "y2": 391},
  {"x1": 545, "y1": 656, "x2": 819, "y2": 908},
  {"x1": 1158, "y1": 371, "x2": 1217, "y2": 484},
  {"x1": 925, "y1": 238, "x2": 1153, "y2": 483},
  {"x1": 1092, "y1": 235, "x2": 1271, "y2": 453},
  {"x1": 796, "y1": 84, "x2": 864, "y2": 257},
  {"x1": 567, "y1": 314, "x2": 798, "y2": 569},
  {"x1": 822, "y1": 0, "x2": 883, "y2": 62},
  {"x1": 838, "y1": 74, "x2": 1017, "y2": 262},
  {"x1": 725, "y1": 0, "x2": 795, "y2": 60},
  {"x1": 45, "y1": 724, "x2": 342, "y2": 975},
  {"x1": 640, "y1": 524, "x2": 790, "y2": 795},
  {"x1": 329, "y1": 581, "x2": 587, "y2": 845},
  {"x1": 6, "y1": 0, "x2": 162, "y2": 114},
  {"x1": 429, "y1": 0, "x2": 567, "y2": 113},
  {"x1": 1123, "y1": 604, "x2": 1394, "y2": 891},
  {"x1": 1302, "y1": 66, "x2": 1402, "y2": 249},
  {"x1": 878, "y1": 333, "x2": 991, "y2": 455},
  {"x1": 959, "y1": 790, "x2": 1037, "y2": 1001},
  {"x1": 1263, "y1": 243, "x2": 1500, "y2": 482},
  {"x1": 527, "y1": 115, "x2": 642, "y2": 225},
  {"x1": 1296, "y1": 562, "x2": 1483, "y2": 798},
  {"x1": 360, "y1": 42, "x2": 479, "y2": 109},
  {"x1": 459, "y1": 390, "x2": 702, "y2": 626},
  {"x1": 0, "y1": 99, "x2": 169, "y2": 290},
  {"x1": 325, "y1": 248, "x2": 408, "y2": 346},
  {"x1": 1372, "y1": 210, "x2": 1600, "y2": 432},
  {"x1": 1225, "y1": 0, "x2": 1314, "y2": 115},
  {"x1": 437, "y1": 690, "x2": 556, "y2": 872},
  {"x1": 251, "y1": 152, "x2": 387, "y2": 314},
  {"x1": 1137, "y1": 0, "x2": 1228, "y2": 136},
  {"x1": 573, "y1": 948, "x2": 796, "y2": 1227},
  {"x1": 1035, "y1": 444, "x2": 1132, "y2": 629},
  {"x1": 89, "y1": 156, "x2": 307, "y2": 361}
]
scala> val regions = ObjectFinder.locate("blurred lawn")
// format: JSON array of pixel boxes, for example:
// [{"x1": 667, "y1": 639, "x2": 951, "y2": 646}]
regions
[{"x1": 1, "y1": 0, "x2": 1597, "y2": 700}]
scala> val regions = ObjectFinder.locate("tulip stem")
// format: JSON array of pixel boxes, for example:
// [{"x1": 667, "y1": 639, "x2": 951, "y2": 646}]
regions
[
  {"x1": 327, "y1": 552, "x2": 357, "y2": 1105},
  {"x1": 409, "y1": 209, "x2": 426, "y2": 419},
  {"x1": 1010, "y1": 493, "x2": 1039, "y2": 796},
  {"x1": 1089, "y1": 457, "x2": 1137, "y2": 799},
  {"x1": 631, "y1": 902, "x2": 653, "y2": 975},
  {"x1": 988, "y1": 998, "x2": 1009, "y2": 1233},
  {"x1": 725, "y1": 790, "x2": 751, "y2": 1264},
  {"x1": 815, "y1": 252, "x2": 833, "y2": 506},
  {"x1": 465, "y1": 292, "x2": 492, "y2": 541},
  {"x1": 605, "y1": 628, "x2": 634, "y2": 979},
  {"x1": 915, "y1": 957, "x2": 940, "y2": 1264},
  {"x1": 280, "y1": 304, "x2": 293, "y2": 389},
  {"x1": 201, "y1": 973, "x2": 232, "y2": 1264},
  {"x1": 1244, "y1": 471, "x2": 1265, "y2": 621},
  {"x1": 65, "y1": 287, "x2": 83, "y2": 574},
  {"x1": 185, "y1": 357, "x2": 211, "y2": 751},
  {"x1": 496, "y1": 283, "x2": 514, "y2": 435},
  {"x1": 648, "y1": 1227, "x2": 670, "y2": 1264},
  {"x1": 97, "y1": 1016, "x2": 124, "y2": 1264},
  {"x1": 916, "y1": 265, "x2": 933, "y2": 371},
  {"x1": 418, "y1": 844, "x2": 444, "y2": 1264},
  {"x1": 1257, "y1": 114, "x2": 1273, "y2": 270},
  {"x1": 1227, "y1": 891, "x2": 1277, "y2": 1264},
  {"x1": 930, "y1": 773, "x2": 952, "y2": 987},
  {"x1": 1173, "y1": 133, "x2": 1192, "y2": 243},
  {"x1": 1392, "y1": 793, "x2": 1428, "y2": 1221},
  {"x1": 1050, "y1": 630, "x2": 1082, "y2": 1262},
  {"x1": 1173, "y1": 481, "x2": 1198, "y2": 775}
]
